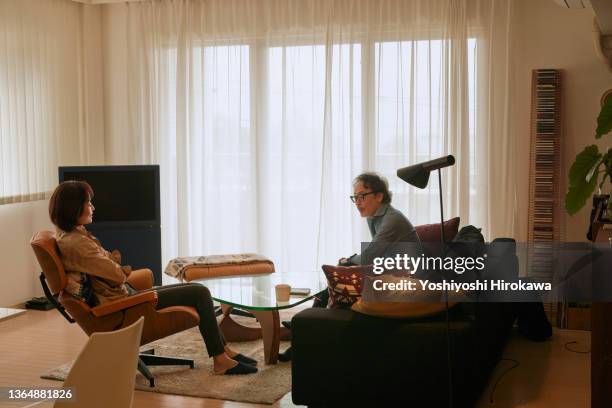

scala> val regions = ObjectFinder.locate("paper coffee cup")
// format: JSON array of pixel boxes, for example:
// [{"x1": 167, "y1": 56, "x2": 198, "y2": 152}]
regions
[{"x1": 275, "y1": 284, "x2": 291, "y2": 302}]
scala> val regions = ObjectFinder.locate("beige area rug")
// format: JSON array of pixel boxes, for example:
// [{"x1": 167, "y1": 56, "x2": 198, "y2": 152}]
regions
[{"x1": 41, "y1": 308, "x2": 302, "y2": 405}]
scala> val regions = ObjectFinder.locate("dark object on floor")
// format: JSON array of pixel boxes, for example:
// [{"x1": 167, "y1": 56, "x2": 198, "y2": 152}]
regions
[
  {"x1": 233, "y1": 353, "x2": 258, "y2": 366},
  {"x1": 282, "y1": 320, "x2": 292, "y2": 330},
  {"x1": 516, "y1": 302, "x2": 553, "y2": 341},
  {"x1": 278, "y1": 347, "x2": 292, "y2": 362},
  {"x1": 25, "y1": 296, "x2": 55, "y2": 311},
  {"x1": 223, "y1": 362, "x2": 258, "y2": 375}
]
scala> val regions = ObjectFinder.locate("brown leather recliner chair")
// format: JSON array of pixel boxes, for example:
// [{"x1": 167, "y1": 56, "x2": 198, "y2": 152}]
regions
[{"x1": 30, "y1": 230, "x2": 200, "y2": 387}]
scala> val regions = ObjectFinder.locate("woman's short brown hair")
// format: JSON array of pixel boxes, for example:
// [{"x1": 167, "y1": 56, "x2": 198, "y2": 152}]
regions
[{"x1": 49, "y1": 181, "x2": 94, "y2": 232}]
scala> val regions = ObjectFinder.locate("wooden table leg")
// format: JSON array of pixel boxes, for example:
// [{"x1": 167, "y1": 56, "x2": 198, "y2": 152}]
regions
[
  {"x1": 250, "y1": 309, "x2": 280, "y2": 365},
  {"x1": 218, "y1": 304, "x2": 263, "y2": 342}
]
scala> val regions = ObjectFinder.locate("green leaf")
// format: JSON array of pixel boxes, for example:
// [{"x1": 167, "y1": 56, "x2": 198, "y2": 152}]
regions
[
  {"x1": 565, "y1": 176, "x2": 599, "y2": 215},
  {"x1": 568, "y1": 145, "x2": 602, "y2": 186},
  {"x1": 596, "y1": 97, "x2": 612, "y2": 139},
  {"x1": 599, "y1": 149, "x2": 612, "y2": 190},
  {"x1": 565, "y1": 145, "x2": 602, "y2": 215}
]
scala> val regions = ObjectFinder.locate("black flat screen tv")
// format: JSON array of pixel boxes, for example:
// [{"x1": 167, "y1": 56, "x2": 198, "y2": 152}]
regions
[{"x1": 58, "y1": 165, "x2": 160, "y2": 227}]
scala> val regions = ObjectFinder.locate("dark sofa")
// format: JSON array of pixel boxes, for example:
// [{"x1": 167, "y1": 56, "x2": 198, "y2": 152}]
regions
[{"x1": 291, "y1": 238, "x2": 523, "y2": 408}]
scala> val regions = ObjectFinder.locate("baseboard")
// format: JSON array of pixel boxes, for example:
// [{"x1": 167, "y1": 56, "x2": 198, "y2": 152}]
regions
[{"x1": 0, "y1": 308, "x2": 27, "y2": 323}]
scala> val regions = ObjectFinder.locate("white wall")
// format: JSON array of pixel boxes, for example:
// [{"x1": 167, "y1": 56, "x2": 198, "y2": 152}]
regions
[
  {"x1": 0, "y1": 201, "x2": 55, "y2": 306},
  {"x1": 512, "y1": 0, "x2": 612, "y2": 242}
]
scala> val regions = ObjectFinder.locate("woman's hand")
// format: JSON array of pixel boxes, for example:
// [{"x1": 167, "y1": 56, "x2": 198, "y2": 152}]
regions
[
  {"x1": 121, "y1": 265, "x2": 132, "y2": 277},
  {"x1": 110, "y1": 249, "x2": 122, "y2": 263}
]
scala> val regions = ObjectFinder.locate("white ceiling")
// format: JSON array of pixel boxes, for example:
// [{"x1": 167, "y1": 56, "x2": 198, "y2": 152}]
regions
[
  {"x1": 70, "y1": 0, "x2": 612, "y2": 36},
  {"x1": 71, "y1": 0, "x2": 145, "y2": 4}
]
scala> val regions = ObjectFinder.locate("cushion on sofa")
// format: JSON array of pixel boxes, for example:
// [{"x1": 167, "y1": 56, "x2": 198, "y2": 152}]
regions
[
  {"x1": 321, "y1": 265, "x2": 367, "y2": 308},
  {"x1": 351, "y1": 274, "x2": 457, "y2": 318},
  {"x1": 415, "y1": 217, "x2": 460, "y2": 242},
  {"x1": 351, "y1": 299, "x2": 455, "y2": 318}
]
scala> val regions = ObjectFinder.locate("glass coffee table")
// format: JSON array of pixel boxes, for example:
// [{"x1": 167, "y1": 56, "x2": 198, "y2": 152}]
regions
[{"x1": 192, "y1": 273, "x2": 327, "y2": 364}]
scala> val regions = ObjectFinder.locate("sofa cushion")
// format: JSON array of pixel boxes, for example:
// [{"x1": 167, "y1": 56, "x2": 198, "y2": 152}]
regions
[
  {"x1": 351, "y1": 299, "x2": 455, "y2": 318},
  {"x1": 416, "y1": 216, "x2": 460, "y2": 242},
  {"x1": 321, "y1": 265, "x2": 367, "y2": 308},
  {"x1": 351, "y1": 274, "x2": 456, "y2": 318}
]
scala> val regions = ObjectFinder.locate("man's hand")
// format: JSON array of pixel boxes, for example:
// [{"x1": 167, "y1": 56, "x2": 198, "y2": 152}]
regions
[{"x1": 338, "y1": 257, "x2": 350, "y2": 266}]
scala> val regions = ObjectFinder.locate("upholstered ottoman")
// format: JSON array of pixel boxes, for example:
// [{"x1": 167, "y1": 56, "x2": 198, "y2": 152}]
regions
[{"x1": 164, "y1": 253, "x2": 275, "y2": 281}]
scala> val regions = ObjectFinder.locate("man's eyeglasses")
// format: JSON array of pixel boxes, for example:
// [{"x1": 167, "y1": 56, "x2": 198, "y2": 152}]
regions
[{"x1": 350, "y1": 192, "x2": 378, "y2": 203}]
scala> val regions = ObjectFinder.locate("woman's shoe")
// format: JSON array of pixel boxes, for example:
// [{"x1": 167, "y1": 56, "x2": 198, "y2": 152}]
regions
[
  {"x1": 216, "y1": 361, "x2": 258, "y2": 375},
  {"x1": 232, "y1": 353, "x2": 258, "y2": 366}
]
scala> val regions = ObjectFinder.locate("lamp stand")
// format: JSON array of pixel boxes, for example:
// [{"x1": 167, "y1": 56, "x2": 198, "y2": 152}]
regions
[
  {"x1": 438, "y1": 169, "x2": 446, "y2": 243},
  {"x1": 438, "y1": 168, "x2": 453, "y2": 408}
]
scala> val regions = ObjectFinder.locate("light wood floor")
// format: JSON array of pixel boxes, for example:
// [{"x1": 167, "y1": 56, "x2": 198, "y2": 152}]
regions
[{"x1": 0, "y1": 310, "x2": 590, "y2": 408}]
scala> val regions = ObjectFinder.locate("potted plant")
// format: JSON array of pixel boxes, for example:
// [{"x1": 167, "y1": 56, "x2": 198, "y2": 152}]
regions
[
  {"x1": 563, "y1": 94, "x2": 611, "y2": 328},
  {"x1": 565, "y1": 95, "x2": 612, "y2": 218}
]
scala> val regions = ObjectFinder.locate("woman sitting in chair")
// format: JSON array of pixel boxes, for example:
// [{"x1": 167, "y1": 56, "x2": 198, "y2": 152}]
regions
[{"x1": 49, "y1": 180, "x2": 257, "y2": 375}]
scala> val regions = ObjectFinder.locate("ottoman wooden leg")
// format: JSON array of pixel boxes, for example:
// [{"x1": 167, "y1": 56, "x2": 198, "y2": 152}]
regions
[
  {"x1": 218, "y1": 304, "x2": 263, "y2": 342},
  {"x1": 251, "y1": 309, "x2": 280, "y2": 365}
]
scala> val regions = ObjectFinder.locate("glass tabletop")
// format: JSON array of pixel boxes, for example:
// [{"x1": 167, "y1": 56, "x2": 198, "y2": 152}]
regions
[{"x1": 192, "y1": 272, "x2": 328, "y2": 310}]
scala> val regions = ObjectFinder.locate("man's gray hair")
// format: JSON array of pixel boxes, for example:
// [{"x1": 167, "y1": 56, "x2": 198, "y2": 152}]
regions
[{"x1": 354, "y1": 172, "x2": 392, "y2": 204}]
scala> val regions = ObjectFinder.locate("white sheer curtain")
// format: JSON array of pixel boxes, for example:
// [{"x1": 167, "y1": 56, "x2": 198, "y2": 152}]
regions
[
  {"x1": 0, "y1": 0, "x2": 96, "y2": 204},
  {"x1": 114, "y1": 0, "x2": 515, "y2": 279}
]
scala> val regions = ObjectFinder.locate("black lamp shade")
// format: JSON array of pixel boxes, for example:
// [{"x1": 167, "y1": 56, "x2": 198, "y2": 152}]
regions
[
  {"x1": 397, "y1": 165, "x2": 430, "y2": 189},
  {"x1": 396, "y1": 155, "x2": 455, "y2": 189}
]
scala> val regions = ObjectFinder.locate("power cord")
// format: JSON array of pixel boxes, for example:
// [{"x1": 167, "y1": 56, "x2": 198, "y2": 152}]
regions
[
  {"x1": 444, "y1": 287, "x2": 453, "y2": 408},
  {"x1": 488, "y1": 340, "x2": 589, "y2": 404},
  {"x1": 488, "y1": 358, "x2": 520, "y2": 404},
  {"x1": 564, "y1": 341, "x2": 590, "y2": 354}
]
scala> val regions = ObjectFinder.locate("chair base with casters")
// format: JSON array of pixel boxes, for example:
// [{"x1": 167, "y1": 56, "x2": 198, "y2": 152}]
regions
[
  {"x1": 31, "y1": 231, "x2": 201, "y2": 388},
  {"x1": 137, "y1": 352, "x2": 194, "y2": 387}
]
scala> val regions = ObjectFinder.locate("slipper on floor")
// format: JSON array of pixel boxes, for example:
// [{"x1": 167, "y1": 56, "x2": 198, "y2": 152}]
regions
[
  {"x1": 233, "y1": 353, "x2": 258, "y2": 366},
  {"x1": 216, "y1": 362, "x2": 258, "y2": 375}
]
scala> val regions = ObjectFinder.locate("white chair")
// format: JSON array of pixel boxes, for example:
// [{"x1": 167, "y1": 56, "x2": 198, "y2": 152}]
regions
[{"x1": 54, "y1": 317, "x2": 144, "y2": 408}]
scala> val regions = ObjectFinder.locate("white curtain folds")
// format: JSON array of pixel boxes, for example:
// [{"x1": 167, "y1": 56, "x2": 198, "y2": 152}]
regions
[
  {"x1": 112, "y1": 0, "x2": 515, "y2": 278},
  {"x1": 0, "y1": 0, "x2": 98, "y2": 204}
]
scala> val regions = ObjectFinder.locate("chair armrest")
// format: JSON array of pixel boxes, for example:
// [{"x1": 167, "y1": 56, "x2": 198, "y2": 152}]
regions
[
  {"x1": 91, "y1": 291, "x2": 157, "y2": 317},
  {"x1": 127, "y1": 268, "x2": 154, "y2": 290}
]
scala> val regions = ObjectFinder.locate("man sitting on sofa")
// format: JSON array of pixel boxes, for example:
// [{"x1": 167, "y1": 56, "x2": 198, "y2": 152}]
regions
[
  {"x1": 278, "y1": 172, "x2": 422, "y2": 361},
  {"x1": 334, "y1": 172, "x2": 422, "y2": 299}
]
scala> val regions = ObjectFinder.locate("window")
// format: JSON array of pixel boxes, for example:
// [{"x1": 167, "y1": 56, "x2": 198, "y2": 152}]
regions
[{"x1": 157, "y1": 35, "x2": 479, "y2": 267}]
